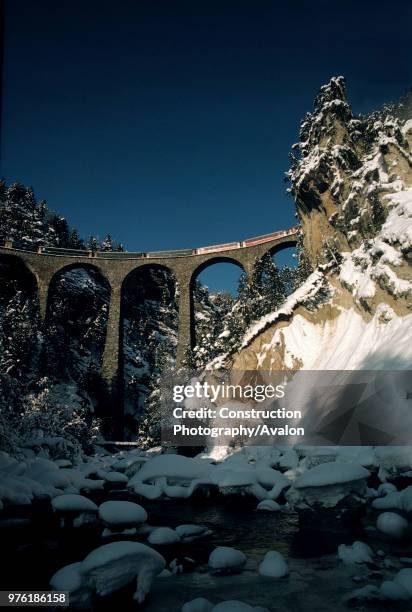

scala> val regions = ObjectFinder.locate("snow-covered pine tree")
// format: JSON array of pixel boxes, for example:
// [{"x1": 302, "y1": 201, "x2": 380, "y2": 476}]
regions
[
  {"x1": 100, "y1": 233, "x2": 114, "y2": 251},
  {"x1": 87, "y1": 236, "x2": 99, "y2": 253},
  {"x1": 69, "y1": 228, "x2": 84, "y2": 249},
  {"x1": 0, "y1": 181, "x2": 45, "y2": 247}
]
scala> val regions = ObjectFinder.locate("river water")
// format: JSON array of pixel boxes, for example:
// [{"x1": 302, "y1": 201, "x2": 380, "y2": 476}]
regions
[{"x1": 1, "y1": 492, "x2": 407, "y2": 611}]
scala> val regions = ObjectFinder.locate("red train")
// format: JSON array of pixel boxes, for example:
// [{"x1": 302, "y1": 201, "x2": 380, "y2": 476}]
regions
[{"x1": 194, "y1": 226, "x2": 299, "y2": 254}]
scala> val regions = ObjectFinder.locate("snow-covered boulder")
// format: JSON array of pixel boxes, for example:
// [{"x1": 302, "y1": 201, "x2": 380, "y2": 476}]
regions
[
  {"x1": 25, "y1": 458, "x2": 72, "y2": 490},
  {"x1": 376, "y1": 512, "x2": 408, "y2": 539},
  {"x1": 210, "y1": 465, "x2": 256, "y2": 489},
  {"x1": 286, "y1": 463, "x2": 370, "y2": 508},
  {"x1": 372, "y1": 570, "x2": 412, "y2": 603},
  {"x1": 0, "y1": 475, "x2": 45, "y2": 506},
  {"x1": 134, "y1": 454, "x2": 210, "y2": 482},
  {"x1": 104, "y1": 471, "x2": 128, "y2": 488},
  {"x1": 175, "y1": 524, "x2": 210, "y2": 541},
  {"x1": 392, "y1": 568, "x2": 412, "y2": 597},
  {"x1": 52, "y1": 494, "x2": 97, "y2": 513},
  {"x1": 250, "y1": 468, "x2": 289, "y2": 501},
  {"x1": 50, "y1": 562, "x2": 92, "y2": 609},
  {"x1": 110, "y1": 458, "x2": 129, "y2": 472},
  {"x1": 148, "y1": 527, "x2": 180, "y2": 545},
  {"x1": 209, "y1": 460, "x2": 288, "y2": 501},
  {"x1": 345, "y1": 585, "x2": 381, "y2": 604},
  {"x1": 128, "y1": 454, "x2": 211, "y2": 500},
  {"x1": 81, "y1": 541, "x2": 165, "y2": 602},
  {"x1": 256, "y1": 500, "x2": 281, "y2": 512},
  {"x1": 98, "y1": 500, "x2": 147, "y2": 528},
  {"x1": 208, "y1": 547, "x2": 246, "y2": 575},
  {"x1": 380, "y1": 580, "x2": 411, "y2": 601},
  {"x1": 377, "y1": 483, "x2": 397, "y2": 496},
  {"x1": 338, "y1": 541, "x2": 374, "y2": 565},
  {"x1": 182, "y1": 598, "x2": 213, "y2": 612},
  {"x1": 51, "y1": 494, "x2": 97, "y2": 527},
  {"x1": 50, "y1": 540, "x2": 166, "y2": 606},
  {"x1": 372, "y1": 485, "x2": 412, "y2": 514},
  {"x1": 212, "y1": 602, "x2": 268, "y2": 612},
  {"x1": 258, "y1": 551, "x2": 289, "y2": 578}
]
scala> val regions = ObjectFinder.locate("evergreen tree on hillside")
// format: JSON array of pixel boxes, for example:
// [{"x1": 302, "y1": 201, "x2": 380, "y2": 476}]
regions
[
  {"x1": 0, "y1": 181, "x2": 45, "y2": 247},
  {"x1": 293, "y1": 233, "x2": 313, "y2": 287},
  {"x1": 100, "y1": 234, "x2": 114, "y2": 251},
  {"x1": 0, "y1": 290, "x2": 39, "y2": 380},
  {"x1": 87, "y1": 236, "x2": 99, "y2": 253},
  {"x1": 190, "y1": 280, "x2": 235, "y2": 367},
  {"x1": 49, "y1": 216, "x2": 71, "y2": 247},
  {"x1": 250, "y1": 253, "x2": 287, "y2": 317},
  {"x1": 69, "y1": 229, "x2": 84, "y2": 249},
  {"x1": 100, "y1": 233, "x2": 125, "y2": 252},
  {"x1": 0, "y1": 180, "x2": 91, "y2": 251}
]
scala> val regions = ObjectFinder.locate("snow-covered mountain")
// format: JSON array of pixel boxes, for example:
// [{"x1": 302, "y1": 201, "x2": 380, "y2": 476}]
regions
[{"x1": 218, "y1": 77, "x2": 411, "y2": 374}]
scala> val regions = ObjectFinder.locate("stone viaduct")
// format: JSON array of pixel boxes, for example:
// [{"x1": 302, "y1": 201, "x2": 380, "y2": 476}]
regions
[{"x1": 0, "y1": 227, "x2": 298, "y2": 388}]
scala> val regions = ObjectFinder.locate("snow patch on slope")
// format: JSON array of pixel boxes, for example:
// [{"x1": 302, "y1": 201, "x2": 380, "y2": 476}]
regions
[{"x1": 262, "y1": 306, "x2": 412, "y2": 370}]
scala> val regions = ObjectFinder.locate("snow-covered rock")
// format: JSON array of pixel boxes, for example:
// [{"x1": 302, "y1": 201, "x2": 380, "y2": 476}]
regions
[
  {"x1": 287, "y1": 462, "x2": 370, "y2": 508},
  {"x1": 104, "y1": 471, "x2": 128, "y2": 485},
  {"x1": 345, "y1": 585, "x2": 381, "y2": 604},
  {"x1": 256, "y1": 500, "x2": 281, "y2": 512},
  {"x1": 148, "y1": 527, "x2": 180, "y2": 545},
  {"x1": 392, "y1": 568, "x2": 412, "y2": 597},
  {"x1": 210, "y1": 465, "x2": 256, "y2": 488},
  {"x1": 208, "y1": 547, "x2": 247, "y2": 575},
  {"x1": 377, "y1": 482, "x2": 397, "y2": 496},
  {"x1": 372, "y1": 485, "x2": 412, "y2": 513},
  {"x1": 134, "y1": 454, "x2": 210, "y2": 482},
  {"x1": 376, "y1": 512, "x2": 408, "y2": 539},
  {"x1": 98, "y1": 500, "x2": 147, "y2": 527},
  {"x1": 294, "y1": 463, "x2": 370, "y2": 488},
  {"x1": 212, "y1": 602, "x2": 267, "y2": 612},
  {"x1": 128, "y1": 454, "x2": 211, "y2": 499},
  {"x1": 51, "y1": 494, "x2": 98, "y2": 527},
  {"x1": 49, "y1": 562, "x2": 92, "y2": 609},
  {"x1": 258, "y1": 551, "x2": 289, "y2": 578},
  {"x1": 175, "y1": 524, "x2": 210, "y2": 541},
  {"x1": 51, "y1": 541, "x2": 166, "y2": 606},
  {"x1": 51, "y1": 494, "x2": 97, "y2": 513},
  {"x1": 338, "y1": 541, "x2": 374, "y2": 565},
  {"x1": 380, "y1": 580, "x2": 411, "y2": 601},
  {"x1": 182, "y1": 598, "x2": 214, "y2": 612}
]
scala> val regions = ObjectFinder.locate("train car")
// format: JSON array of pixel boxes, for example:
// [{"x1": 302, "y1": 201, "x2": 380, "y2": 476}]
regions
[
  {"x1": 243, "y1": 227, "x2": 298, "y2": 247},
  {"x1": 243, "y1": 232, "x2": 283, "y2": 247},
  {"x1": 194, "y1": 241, "x2": 240, "y2": 255}
]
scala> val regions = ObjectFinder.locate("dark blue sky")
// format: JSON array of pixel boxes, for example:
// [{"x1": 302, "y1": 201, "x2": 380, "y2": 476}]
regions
[{"x1": 1, "y1": 0, "x2": 411, "y2": 290}]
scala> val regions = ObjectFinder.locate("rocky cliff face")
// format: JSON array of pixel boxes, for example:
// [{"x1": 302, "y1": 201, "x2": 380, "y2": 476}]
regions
[
  {"x1": 288, "y1": 77, "x2": 412, "y2": 267},
  {"x1": 223, "y1": 77, "x2": 412, "y2": 373}
]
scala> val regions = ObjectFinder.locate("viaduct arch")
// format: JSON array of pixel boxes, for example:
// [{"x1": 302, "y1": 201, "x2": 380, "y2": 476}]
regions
[{"x1": 0, "y1": 227, "x2": 298, "y2": 388}]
